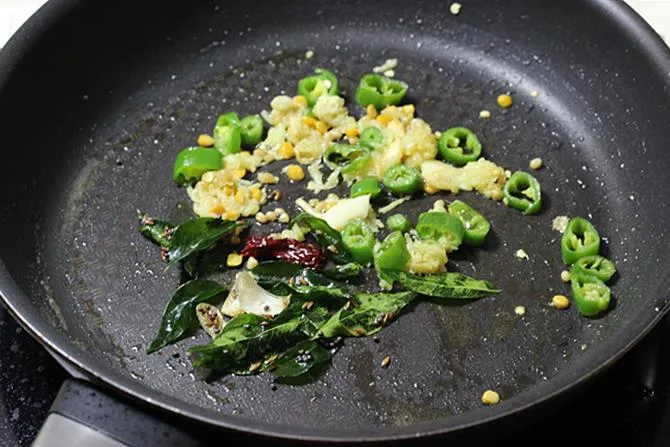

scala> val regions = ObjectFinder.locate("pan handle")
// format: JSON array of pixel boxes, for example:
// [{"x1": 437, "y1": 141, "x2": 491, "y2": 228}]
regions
[{"x1": 32, "y1": 379, "x2": 203, "y2": 447}]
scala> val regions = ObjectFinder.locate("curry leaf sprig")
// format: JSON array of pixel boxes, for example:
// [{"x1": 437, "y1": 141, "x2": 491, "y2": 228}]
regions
[{"x1": 154, "y1": 260, "x2": 500, "y2": 379}]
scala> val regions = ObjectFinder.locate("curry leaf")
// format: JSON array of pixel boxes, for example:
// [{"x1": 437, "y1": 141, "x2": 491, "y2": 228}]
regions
[
  {"x1": 381, "y1": 270, "x2": 500, "y2": 299},
  {"x1": 316, "y1": 291, "x2": 416, "y2": 338},
  {"x1": 188, "y1": 312, "x2": 305, "y2": 371},
  {"x1": 147, "y1": 279, "x2": 226, "y2": 353},
  {"x1": 271, "y1": 340, "x2": 334, "y2": 378},
  {"x1": 291, "y1": 213, "x2": 354, "y2": 264},
  {"x1": 138, "y1": 212, "x2": 175, "y2": 248},
  {"x1": 321, "y1": 263, "x2": 362, "y2": 280},
  {"x1": 269, "y1": 282, "x2": 351, "y2": 311},
  {"x1": 252, "y1": 261, "x2": 338, "y2": 288},
  {"x1": 168, "y1": 218, "x2": 250, "y2": 265}
]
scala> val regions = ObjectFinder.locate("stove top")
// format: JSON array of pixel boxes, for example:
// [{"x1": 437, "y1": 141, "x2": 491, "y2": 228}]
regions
[{"x1": 2, "y1": 305, "x2": 670, "y2": 446}]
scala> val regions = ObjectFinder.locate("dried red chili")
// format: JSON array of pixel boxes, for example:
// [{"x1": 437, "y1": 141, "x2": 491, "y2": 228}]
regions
[{"x1": 240, "y1": 236, "x2": 326, "y2": 268}]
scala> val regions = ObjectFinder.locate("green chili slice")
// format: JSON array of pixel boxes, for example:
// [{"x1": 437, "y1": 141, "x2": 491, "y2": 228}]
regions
[
  {"x1": 382, "y1": 164, "x2": 422, "y2": 195},
  {"x1": 447, "y1": 200, "x2": 490, "y2": 247},
  {"x1": 172, "y1": 147, "x2": 223, "y2": 186},
  {"x1": 341, "y1": 219, "x2": 375, "y2": 264},
  {"x1": 213, "y1": 112, "x2": 242, "y2": 156},
  {"x1": 350, "y1": 176, "x2": 382, "y2": 198},
  {"x1": 239, "y1": 114, "x2": 264, "y2": 147},
  {"x1": 571, "y1": 272, "x2": 611, "y2": 317},
  {"x1": 355, "y1": 74, "x2": 408, "y2": 110},
  {"x1": 297, "y1": 68, "x2": 339, "y2": 106},
  {"x1": 503, "y1": 171, "x2": 542, "y2": 215},
  {"x1": 416, "y1": 211, "x2": 465, "y2": 251},
  {"x1": 561, "y1": 217, "x2": 601, "y2": 265},
  {"x1": 374, "y1": 231, "x2": 411, "y2": 287},
  {"x1": 386, "y1": 214, "x2": 411, "y2": 232},
  {"x1": 359, "y1": 126, "x2": 384, "y2": 150},
  {"x1": 438, "y1": 127, "x2": 482, "y2": 166},
  {"x1": 324, "y1": 144, "x2": 371, "y2": 174},
  {"x1": 570, "y1": 255, "x2": 616, "y2": 282}
]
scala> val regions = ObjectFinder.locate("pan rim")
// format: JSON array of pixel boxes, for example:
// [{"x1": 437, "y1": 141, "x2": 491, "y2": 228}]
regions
[{"x1": 1, "y1": 0, "x2": 670, "y2": 441}]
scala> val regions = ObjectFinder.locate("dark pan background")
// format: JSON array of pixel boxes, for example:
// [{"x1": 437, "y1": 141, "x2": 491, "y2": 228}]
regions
[{"x1": 1, "y1": 0, "x2": 670, "y2": 441}]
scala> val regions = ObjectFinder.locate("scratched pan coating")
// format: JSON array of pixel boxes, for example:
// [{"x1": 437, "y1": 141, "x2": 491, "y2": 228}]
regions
[{"x1": 1, "y1": 0, "x2": 670, "y2": 441}]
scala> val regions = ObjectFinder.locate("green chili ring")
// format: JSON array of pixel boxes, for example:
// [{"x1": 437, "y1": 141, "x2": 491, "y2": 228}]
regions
[
  {"x1": 416, "y1": 211, "x2": 465, "y2": 251},
  {"x1": 297, "y1": 68, "x2": 339, "y2": 106},
  {"x1": 561, "y1": 217, "x2": 601, "y2": 265},
  {"x1": 386, "y1": 214, "x2": 412, "y2": 232},
  {"x1": 448, "y1": 200, "x2": 491, "y2": 247},
  {"x1": 355, "y1": 74, "x2": 408, "y2": 110},
  {"x1": 350, "y1": 176, "x2": 382, "y2": 198},
  {"x1": 213, "y1": 112, "x2": 242, "y2": 156},
  {"x1": 438, "y1": 127, "x2": 482, "y2": 166},
  {"x1": 570, "y1": 255, "x2": 616, "y2": 282},
  {"x1": 571, "y1": 272, "x2": 611, "y2": 317},
  {"x1": 324, "y1": 144, "x2": 371, "y2": 175},
  {"x1": 240, "y1": 114, "x2": 264, "y2": 147},
  {"x1": 503, "y1": 171, "x2": 542, "y2": 215},
  {"x1": 374, "y1": 231, "x2": 411, "y2": 287},
  {"x1": 172, "y1": 146, "x2": 223, "y2": 186},
  {"x1": 359, "y1": 126, "x2": 384, "y2": 150},
  {"x1": 382, "y1": 164, "x2": 422, "y2": 195},
  {"x1": 341, "y1": 219, "x2": 376, "y2": 264}
]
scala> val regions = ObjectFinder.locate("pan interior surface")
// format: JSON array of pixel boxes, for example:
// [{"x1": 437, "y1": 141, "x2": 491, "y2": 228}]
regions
[{"x1": 1, "y1": 0, "x2": 670, "y2": 440}]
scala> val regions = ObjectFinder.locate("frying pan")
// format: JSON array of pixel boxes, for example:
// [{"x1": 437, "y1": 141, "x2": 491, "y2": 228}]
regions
[{"x1": 1, "y1": 0, "x2": 670, "y2": 444}]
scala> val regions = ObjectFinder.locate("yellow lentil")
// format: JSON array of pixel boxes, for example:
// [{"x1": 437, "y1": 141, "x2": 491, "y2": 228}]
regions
[
  {"x1": 560, "y1": 270, "x2": 571, "y2": 283},
  {"x1": 210, "y1": 204, "x2": 226, "y2": 216},
  {"x1": 292, "y1": 95, "x2": 308, "y2": 108},
  {"x1": 376, "y1": 114, "x2": 393, "y2": 126},
  {"x1": 529, "y1": 157, "x2": 543, "y2": 170},
  {"x1": 286, "y1": 164, "x2": 305, "y2": 182},
  {"x1": 234, "y1": 190, "x2": 245, "y2": 204},
  {"x1": 246, "y1": 256, "x2": 259, "y2": 270},
  {"x1": 226, "y1": 252, "x2": 243, "y2": 267},
  {"x1": 278, "y1": 142, "x2": 295, "y2": 159},
  {"x1": 197, "y1": 134, "x2": 215, "y2": 147},
  {"x1": 482, "y1": 390, "x2": 500, "y2": 405},
  {"x1": 301, "y1": 116, "x2": 317, "y2": 128},
  {"x1": 497, "y1": 94, "x2": 513, "y2": 108},
  {"x1": 552, "y1": 294, "x2": 570, "y2": 309},
  {"x1": 255, "y1": 212, "x2": 268, "y2": 224},
  {"x1": 224, "y1": 210, "x2": 240, "y2": 221},
  {"x1": 315, "y1": 120, "x2": 329, "y2": 134},
  {"x1": 345, "y1": 128, "x2": 359, "y2": 139}
]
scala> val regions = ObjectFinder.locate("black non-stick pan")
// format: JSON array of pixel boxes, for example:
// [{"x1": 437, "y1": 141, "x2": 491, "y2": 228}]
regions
[{"x1": 1, "y1": 0, "x2": 670, "y2": 444}]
